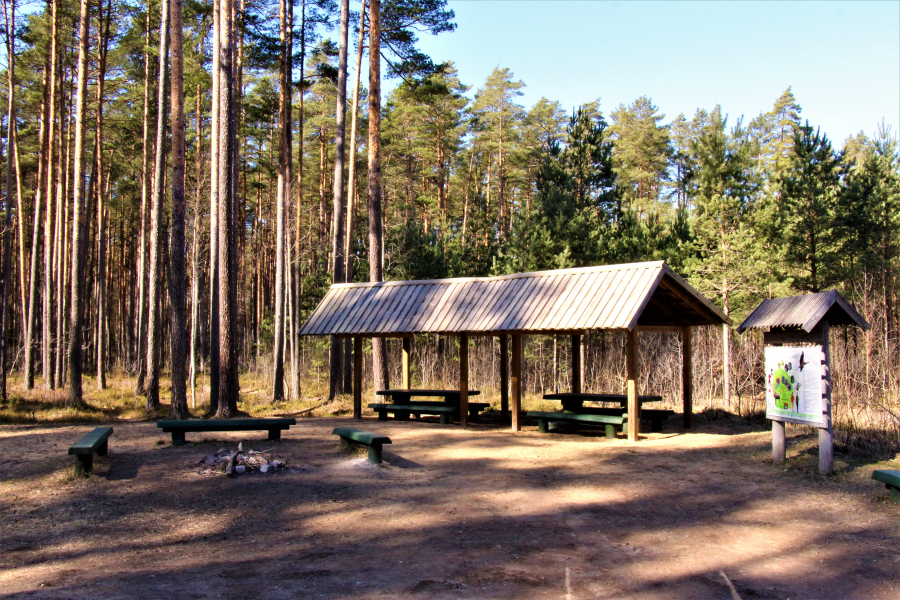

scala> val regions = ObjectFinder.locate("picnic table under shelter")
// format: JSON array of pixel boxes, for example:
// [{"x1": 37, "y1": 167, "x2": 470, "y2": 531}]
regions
[{"x1": 299, "y1": 260, "x2": 731, "y2": 441}]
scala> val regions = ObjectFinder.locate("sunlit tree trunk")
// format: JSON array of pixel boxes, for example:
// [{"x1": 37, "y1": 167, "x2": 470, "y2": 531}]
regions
[
  {"x1": 146, "y1": 0, "x2": 169, "y2": 410},
  {"x1": 42, "y1": 0, "x2": 58, "y2": 388},
  {"x1": 168, "y1": 0, "x2": 188, "y2": 418},
  {"x1": 95, "y1": 0, "x2": 111, "y2": 390},
  {"x1": 328, "y1": 0, "x2": 349, "y2": 399},
  {"x1": 66, "y1": 0, "x2": 90, "y2": 408},
  {"x1": 135, "y1": 2, "x2": 153, "y2": 395},
  {"x1": 208, "y1": 0, "x2": 221, "y2": 414}
]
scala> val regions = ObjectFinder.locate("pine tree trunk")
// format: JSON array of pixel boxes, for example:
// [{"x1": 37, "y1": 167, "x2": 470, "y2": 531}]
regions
[
  {"x1": 168, "y1": 0, "x2": 188, "y2": 418},
  {"x1": 146, "y1": 0, "x2": 169, "y2": 410},
  {"x1": 272, "y1": 0, "x2": 291, "y2": 402},
  {"x1": 208, "y1": 0, "x2": 221, "y2": 414},
  {"x1": 95, "y1": 0, "x2": 111, "y2": 391},
  {"x1": 289, "y1": 0, "x2": 303, "y2": 399},
  {"x1": 134, "y1": 3, "x2": 153, "y2": 395},
  {"x1": 217, "y1": 0, "x2": 239, "y2": 416},
  {"x1": 190, "y1": 84, "x2": 202, "y2": 408},
  {"x1": 66, "y1": 0, "x2": 90, "y2": 408},
  {"x1": 328, "y1": 0, "x2": 349, "y2": 399},
  {"x1": 42, "y1": 0, "x2": 58, "y2": 388}
]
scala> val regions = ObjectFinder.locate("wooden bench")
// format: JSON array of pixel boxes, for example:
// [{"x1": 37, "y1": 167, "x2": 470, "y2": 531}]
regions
[
  {"x1": 333, "y1": 427, "x2": 392, "y2": 464},
  {"x1": 526, "y1": 411, "x2": 627, "y2": 439},
  {"x1": 68, "y1": 427, "x2": 113, "y2": 475},
  {"x1": 156, "y1": 418, "x2": 297, "y2": 446},
  {"x1": 368, "y1": 403, "x2": 456, "y2": 425},
  {"x1": 872, "y1": 470, "x2": 900, "y2": 503},
  {"x1": 565, "y1": 406, "x2": 674, "y2": 432}
]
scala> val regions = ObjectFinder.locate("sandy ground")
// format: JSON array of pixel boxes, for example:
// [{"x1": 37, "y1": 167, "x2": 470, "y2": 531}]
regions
[{"x1": 1, "y1": 414, "x2": 898, "y2": 600}]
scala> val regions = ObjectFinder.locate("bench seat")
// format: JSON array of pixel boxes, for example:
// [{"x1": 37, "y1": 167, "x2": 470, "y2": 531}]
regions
[
  {"x1": 156, "y1": 418, "x2": 297, "y2": 446},
  {"x1": 872, "y1": 470, "x2": 900, "y2": 503},
  {"x1": 68, "y1": 427, "x2": 113, "y2": 475},
  {"x1": 526, "y1": 411, "x2": 627, "y2": 439},
  {"x1": 368, "y1": 403, "x2": 456, "y2": 425},
  {"x1": 333, "y1": 427, "x2": 392, "y2": 463},
  {"x1": 562, "y1": 406, "x2": 674, "y2": 432}
]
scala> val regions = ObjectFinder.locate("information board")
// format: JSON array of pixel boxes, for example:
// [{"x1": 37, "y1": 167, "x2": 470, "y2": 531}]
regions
[{"x1": 765, "y1": 345, "x2": 825, "y2": 426}]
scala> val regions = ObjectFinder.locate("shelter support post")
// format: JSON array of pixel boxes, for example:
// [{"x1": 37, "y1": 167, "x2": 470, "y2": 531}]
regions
[
  {"x1": 511, "y1": 334, "x2": 522, "y2": 432},
  {"x1": 459, "y1": 333, "x2": 469, "y2": 428},
  {"x1": 820, "y1": 321, "x2": 833, "y2": 475},
  {"x1": 353, "y1": 337, "x2": 363, "y2": 419},
  {"x1": 402, "y1": 337, "x2": 411, "y2": 390},
  {"x1": 773, "y1": 420, "x2": 786, "y2": 463},
  {"x1": 499, "y1": 335, "x2": 509, "y2": 421},
  {"x1": 571, "y1": 334, "x2": 581, "y2": 394},
  {"x1": 682, "y1": 326, "x2": 693, "y2": 429},
  {"x1": 626, "y1": 328, "x2": 639, "y2": 442}
]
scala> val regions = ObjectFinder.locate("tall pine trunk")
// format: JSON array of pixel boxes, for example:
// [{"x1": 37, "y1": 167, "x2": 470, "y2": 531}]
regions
[
  {"x1": 168, "y1": 0, "x2": 188, "y2": 418},
  {"x1": 367, "y1": 0, "x2": 389, "y2": 392},
  {"x1": 134, "y1": 3, "x2": 152, "y2": 394},
  {"x1": 146, "y1": 0, "x2": 169, "y2": 410},
  {"x1": 66, "y1": 0, "x2": 90, "y2": 408},
  {"x1": 95, "y1": 0, "x2": 111, "y2": 390},
  {"x1": 208, "y1": 0, "x2": 221, "y2": 414},
  {"x1": 42, "y1": 0, "x2": 58, "y2": 388},
  {"x1": 328, "y1": 0, "x2": 349, "y2": 399}
]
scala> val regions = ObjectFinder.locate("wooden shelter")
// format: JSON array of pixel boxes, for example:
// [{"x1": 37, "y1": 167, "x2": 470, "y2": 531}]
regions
[{"x1": 300, "y1": 261, "x2": 731, "y2": 441}]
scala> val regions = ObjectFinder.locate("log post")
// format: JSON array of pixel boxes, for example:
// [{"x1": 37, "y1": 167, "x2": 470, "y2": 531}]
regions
[
  {"x1": 459, "y1": 333, "x2": 468, "y2": 428},
  {"x1": 511, "y1": 333, "x2": 522, "y2": 432},
  {"x1": 819, "y1": 320, "x2": 833, "y2": 475},
  {"x1": 571, "y1": 334, "x2": 581, "y2": 394},
  {"x1": 682, "y1": 326, "x2": 693, "y2": 429},
  {"x1": 402, "y1": 336, "x2": 411, "y2": 390},
  {"x1": 626, "y1": 328, "x2": 639, "y2": 442},
  {"x1": 499, "y1": 334, "x2": 509, "y2": 421},
  {"x1": 353, "y1": 337, "x2": 362, "y2": 419},
  {"x1": 773, "y1": 420, "x2": 786, "y2": 463}
]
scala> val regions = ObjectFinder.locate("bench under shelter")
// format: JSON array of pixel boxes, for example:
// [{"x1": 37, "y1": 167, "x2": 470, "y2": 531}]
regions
[{"x1": 299, "y1": 261, "x2": 731, "y2": 441}]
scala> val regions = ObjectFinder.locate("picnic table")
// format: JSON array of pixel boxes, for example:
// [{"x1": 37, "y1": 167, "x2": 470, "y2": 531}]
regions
[
  {"x1": 541, "y1": 393, "x2": 673, "y2": 432},
  {"x1": 372, "y1": 389, "x2": 489, "y2": 423}
]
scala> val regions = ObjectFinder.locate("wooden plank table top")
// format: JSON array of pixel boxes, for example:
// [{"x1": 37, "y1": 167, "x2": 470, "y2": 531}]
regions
[{"x1": 377, "y1": 389, "x2": 481, "y2": 401}]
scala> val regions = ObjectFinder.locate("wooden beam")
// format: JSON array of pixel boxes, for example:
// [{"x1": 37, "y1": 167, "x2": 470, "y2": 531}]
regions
[
  {"x1": 499, "y1": 334, "x2": 509, "y2": 421},
  {"x1": 571, "y1": 334, "x2": 581, "y2": 394},
  {"x1": 511, "y1": 334, "x2": 522, "y2": 432},
  {"x1": 764, "y1": 326, "x2": 825, "y2": 345},
  {"x1": 637, "y1": 325, "x2": 684, "y2": 334},
  {"x1": 773, "y1": 420, "x2": 786, "y2": 463},
  {"x1": 626, "y1": 328, "x2": 639, "y2": 442},
  {"x1": 402, "y1": 337, "x2": 411, "y2": 390},
  {"x1": 353, "y1": 337, "x2": 362, "y2": 419},
  {"x1": 682, "y1": 326, "x2": 693, "y2": 429},
  {"x1": 819, "y1": 320, "x2": 833, "y2": 475},
  {"x1": 657, "y1": 276, "x2": 724, "y2": 325},
  {"x1": 459, "y1": 333, "x2": 469, "y2": 428}
]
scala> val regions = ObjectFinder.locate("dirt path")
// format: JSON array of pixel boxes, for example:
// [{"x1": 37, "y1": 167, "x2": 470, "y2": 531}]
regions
[{"x1": 1, "y1": 417, "x2": 897, "y2": 599}]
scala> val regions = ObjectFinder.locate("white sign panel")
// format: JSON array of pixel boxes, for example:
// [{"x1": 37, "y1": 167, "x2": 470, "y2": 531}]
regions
[{"x1": 765, "y1": 346, "x2": 825, "y2": 426}]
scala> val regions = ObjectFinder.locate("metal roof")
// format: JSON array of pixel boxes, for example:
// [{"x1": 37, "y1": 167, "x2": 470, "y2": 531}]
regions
[
  {"x1": 300, "y1": 261, "x2": 731, "y2": 337},
  {"x1": 737, "y1": 290, "x2": 870, "y2": 333}
]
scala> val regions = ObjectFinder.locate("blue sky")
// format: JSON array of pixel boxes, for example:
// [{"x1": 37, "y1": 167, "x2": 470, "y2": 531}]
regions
[{"x1": 405, "y1": 0, "x2": 900, "y2": 145}]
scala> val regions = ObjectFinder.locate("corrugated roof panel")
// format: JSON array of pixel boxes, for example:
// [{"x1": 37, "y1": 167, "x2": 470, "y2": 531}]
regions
[
  {"x1": 737, "y1": 290, "x2": 869, "y2": 333},
  {"x1": 301, "y1": 261, "x2": 731, "y2": 336}
]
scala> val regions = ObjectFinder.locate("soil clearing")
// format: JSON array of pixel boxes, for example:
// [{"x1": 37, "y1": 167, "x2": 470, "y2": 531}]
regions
[{"x1": 1, "y1": 415, "x2": 897, "y2": 599}]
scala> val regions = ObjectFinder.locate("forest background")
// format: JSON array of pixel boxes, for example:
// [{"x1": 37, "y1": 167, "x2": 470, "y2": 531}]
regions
[{"x1": 0, "y1": 0, "x2": 898, "y2": 454}]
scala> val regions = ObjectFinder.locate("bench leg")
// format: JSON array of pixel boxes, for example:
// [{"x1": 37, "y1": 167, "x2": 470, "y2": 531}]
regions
[
  {"x1": 368, "y1": 444, "x2": 382, "y2": 464},
  {"x1": 396, "y1": 412, "x2": 410, "y2": 421},
  {"x1": 97, "y1": 440, "x2": 109, "y2": 456},
  {"x1": 888, "y1": 485, "x2": 900, "y2": 504},
  {"x1": 268, "y1": 429, "x2": 282, "y2": 441},
  {"x1": 650, "y1": 418, "x2": 663, "y2": 433},
  {"x1": 538, "y1": 419, "x2": 549, "y2": 434},
  {"x1": 377, "y1": 410, "x2": 387, "y2": 421},
  {"x1": 605, "y1": 424, "x2": 616, "y2": 439},
  {"x1": 74, "y1": 454, "x2": 93, "y2": 476},
  {"x1": 469, "y1": 409, "x2": 478, "y2": 422},
  {"x1": 172, "y1": 431, "x2": 186, "y2": 447},
  {"x1": 440, "y1": 413, "x2": 450, "y2": 425}
]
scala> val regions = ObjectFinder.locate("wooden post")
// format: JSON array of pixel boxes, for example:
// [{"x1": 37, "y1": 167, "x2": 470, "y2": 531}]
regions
[
  {"x1": 353, "y1": 337, "x2": 362, "y2": 419},
  {"x1": 571, "y1": 334, "x2": 581, "y2": 394},
  {"x1": 819, "y1": 321, "x2": 833, "y2": 475},
  {"x1": 682, "y1": 326, "x2": 693, "y2": 429},
  {"x1": 773, "y1": 420, "x2": 786, "y2": 463},
  {"x1": 626, "y1": 328, "x2": 639, "y2": 442},
  {"x1": 499, "y1": 334, "x2": 509, "y2": 421},
  {"x1": 402, "y1": 336, "x2": 411, "y2": 390},
  {"x1": 511, "y1": 333, "x2": 522, "y2": 432},
  {"x1": 459, "y1": 333, "x2": 468, "y2": 428}
]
